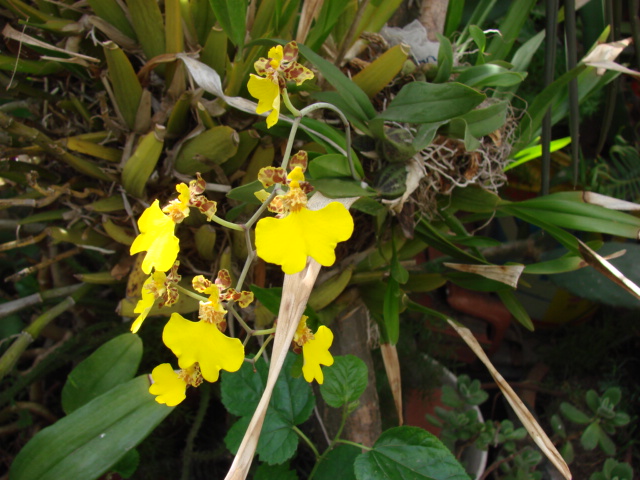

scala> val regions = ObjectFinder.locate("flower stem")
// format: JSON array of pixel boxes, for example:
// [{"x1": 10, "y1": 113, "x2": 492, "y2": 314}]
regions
[
  {"x1": 228, "y1": 304, "x2": 252, "y2": 334},
  {"x1": 300, "y1": 102, "x2": 359, "y2": 182},
  {"x1": 176, "y1": 285, "x2": 208, "y2": 303},
  {"x1": 209, "y1": 214, "x2": 244, "y2": 232},
  {"x1": 244, "y1": 115, "x2": 303, "y2": 230},
  {"x1": 308, "y1": 405, "x2": 352, "y2": 480},
  {"x1": 293, "y1": 425, "x2": 320, "y2": 459},
  {"x1": 281, "y1": 89, "x2": 302, "y2": 118},
  {"x1": 252, "y1": 328, "x2": 275, "y2": 336},
  {"x1": 252, "y1": 334, "x2": 274, "y2": 363}
]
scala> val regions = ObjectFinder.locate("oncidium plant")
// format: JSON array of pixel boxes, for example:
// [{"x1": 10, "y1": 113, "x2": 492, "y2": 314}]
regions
[{"x1": 130, "y1": 42, "x2": 354, "y2": 415}]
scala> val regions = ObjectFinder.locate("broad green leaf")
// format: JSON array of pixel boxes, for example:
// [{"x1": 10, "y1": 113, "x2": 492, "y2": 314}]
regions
[
  {"x1": 452, "y1": 99, "x2": 509, "y2": 138},
  {"x1": 485, "y1": 0, "x2": 537, "y2": 61},
  {"x1": 354, "y1": 426, "x2": 471, "y2": 480},
  {"x1": 351, "y1": 197, "x2": 386, "y2": 216},
  {"x1": 455, "y1": 64, "x2": 525, "y2": 88},
  {"x1": 446, "y1": 118, "x2": 480, "y2": 151},
  {"x1": 111, "y1": 449, "x2": 139, "y2": 479},
  {"x1": 377, "y1": 82, "x2": 485, "y2": 124},
  {"x1": 415, "y1": 220, "x2": 487, "y2": 264},
  {"x1": 10, "y1": 376, "x2": 174, "y2": 480},
  {"x1": 174, "y1": 126, "x2": 239, "y2": 174},
  {"x1": 468, "y1": 25, "x2": 486, "y2": 61},
  {"x1": 580, "y1": 422, "x2": 601, "y2": 451},
  {"x1": 250, "y1": 285, "x2": 283, "y2": 316},
  {"x1": 297, "y1": 43, "x2": 376, "y2": 122},
  {"x1": 208, "y1": 0, "x2": 247, "y2": 50},
  {"x1": 127, "y1": 0, "x2": 165, "y2": 61},
  {"x1": 311, "y1": 178, "x2": 377, "y2": 198},
  {"x1": 312, "y1": 91, "x2": 372, "y2": 134},
  {"x1": 220, "y1": 354, "x2": 268, "y2": 417},
  {"x1": 433, "y1": 34, "x2": 453, "y2": 83},
  {"x1": 87, "y1": 0, "x2": 136, "y2": 39},
  {"x1": 222, "y1": 354, "x2": 315, "y2": 465},
  {"x1": 320, "y1": 355, "x2": 368, "y2": 409},
  {"x1": 227, "y1": 180, "x2": 265, "y2": 205},
  {"x1": 505, "y1": 195, "x2": 640, "y2": 239},
  {"x1": 559, "y1": 402, "x2": 591, "y2": 425},
  {"x1": 309, "y1": 153, "x2": 363, "y2": 179},
  {"x1": 306, "y1": 0, "x2": 352, "y2": 51},
  {"x1": 449, "y1": 185, "x2": 502, "y2": 213},
  {"x1": 255, "y1": 462, "x2": 299, "y2": 480},
  {"x1": 62, "y1": 333, "x2": 142, "y2": 414},
  {"x1": 103, "y1": 42, "x2": 143, "y2": 130},
  {"x1": 314, "y1": 444, "x2": 360, "y2": 480},
  {"x1": 444, "y1": 0, "x2": 465, "y2": 39}
]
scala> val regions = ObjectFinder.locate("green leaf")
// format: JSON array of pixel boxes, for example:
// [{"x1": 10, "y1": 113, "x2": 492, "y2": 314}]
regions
[
  {"x1": 220, "y1": 354, "x2": 268, "y2": 417},
  {"x1": 602, "y1": 387, "x2": 621, "y2": 406},
  {"x1": 377, "y1": 82, "x2": 485, "y2": 124},
  {"x1": 444, "y1": 0, "x2": 465, "y2": 39},
  {"x1": 309, "y1": 153, "x2": 363, "y2": 179},
  {"x1": 560, "y1": 402, "x2": 591, "y2": 425},
  {"x1": 320, "y1": 355, "x2": 368, "y2": 409},
  {"x1": 297, "y1": 43, "x2": 376, "y2": 122},
  {"x1": 227, "y1": 180, "x2": 265, "y2": 205},
  {"x1": 310, "y1": 178, "x2": 377, "y2": 198},
  {"x1": 10, "y1": 376, "x2": 174, "y2": 480},
  {"x1": 61, "y1": 333, "x2": 142, "y2": 415},
  {"x1": 111, "y1": 449, "x2": 139, "y2": 478},
  {"x1": 598, "y1": 429, "x2": 616, "y2": 456},
  {"x1": 315, "y1": 444, "x2": 361, "y2": 480},
  {"x1": 222, "y1": 354, "x2": 315, "y2": 465},
  {"x1": 250, "y1": 285, "x2": 283, "y2": 316},
  {"x1": 433, "y1": 34, "x2": 453, "y2": 83},
  {"x1": 354, "y1": 426, "x2": 471, "y2": 480},
  {"x1": 455, "y1": 64, "x2": 525, "y2": 88},
  {"x1": 497, "y1": 289, "x2": 533, "y2": 331},
  {"x1": 469, "y1": 25, "x2": 486, "y2": 59},
  {"x1": 453, "y1": 100, "x2": 509, "y2": 138},
  {"x1": 485, "y1": 0, "x2": 537, "y2": 61},
  {"x1": 255, "y1": 462, "x2": 299, "y2": 480},
  {"x1": 208, "y1": 0, "x2": 247, "y2": 49},
  {"x1": 580, "y1": 422, "x2": 601, "y2": 450}
]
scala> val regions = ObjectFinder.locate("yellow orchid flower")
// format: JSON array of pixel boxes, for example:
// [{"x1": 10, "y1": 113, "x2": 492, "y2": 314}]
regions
[
  {"x1": 149, "y1": 363, "x2": 203, "y2": 406},
  {"x1": 247, "y1": 41, "x2": 314, "y2": 128},
  {"x1": 162, "y1": 313, "x2": 244, "y2": 383},
  {"x1": 301, "y1": 325, "x2": 334, "y2": 384},
  {"x1": 255, "y1": 167, "x2": 354, "y2": 274},
  {"x1": 130, "y1": 176, "x2": 218, "y2": 274},
  {"x1": 131, "y1": 271, "x2": 166, "y2": 333},
  {"x1": 131, "y1": 263, "x2": 181, "y2": 333},
  {"x1": 130, "y1": 200, "x2": 180, "y2": 274}
]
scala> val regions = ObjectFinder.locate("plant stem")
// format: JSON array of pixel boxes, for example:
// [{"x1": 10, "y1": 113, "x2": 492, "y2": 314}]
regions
[
  {"x1": 251, "y1": 328, "x2": 275, "y2": 336},
  {"x1": 281, "y1": 89, "x2": 302, "y2": 117},
  {"x1": 176, "y1": 285, "x2": 208, "y2": 303},
  {"x1": 308, "y1": 405, "x2": 351, "y2": 480},
  {"x1": 244, "y1": 115, "x2": 303, "y2": 231},
  {"x1": 300, "y1": 102, "x2": 359, "y2": 181},
  {"x1": 252, "y1": 334, "x2": 274, "y2": 363},
  {"x1": 334, "y1": 439, "x2": 371, "y2": 450},
  {"x1": 228, "y1": 304, "x2": 252, "y2": 334},
  {"x1": 181, "y1": 382, "x2": 211, "y2": 480},
  {"x1": 292, "y1": 425, "x2": 320, "y2": 459},
  {"x1": 209, "y1": 214, "x2": 245, "y2": 231}
]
